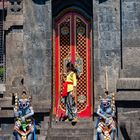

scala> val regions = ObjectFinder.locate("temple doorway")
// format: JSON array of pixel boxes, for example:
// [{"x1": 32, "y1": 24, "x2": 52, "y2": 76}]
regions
[{"x1": 53, "y1": 9, "x2": 93, "y2": 118}]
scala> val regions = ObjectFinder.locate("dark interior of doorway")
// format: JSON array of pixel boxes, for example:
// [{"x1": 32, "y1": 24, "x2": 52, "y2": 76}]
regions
[{"x1": 52, "y1": 0, "x2": 93, "y2": 18}]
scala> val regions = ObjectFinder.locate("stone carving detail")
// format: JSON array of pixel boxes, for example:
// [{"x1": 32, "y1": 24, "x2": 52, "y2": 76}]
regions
[
  {"x1": 9, "y1": 0, "x2": 23, "y2": 13},
  {"x1": 61, "y1": 26, "x2": 69, "y2": 35}
]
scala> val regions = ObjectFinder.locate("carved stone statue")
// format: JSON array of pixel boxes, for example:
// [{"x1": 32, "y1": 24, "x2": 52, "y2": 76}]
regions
[
  {"x1": 96, "y1": 66, "x2": 117, "y2": 140},
  {"x1": 13, "y1": 91, "x2": 35, "y2": 140},
  {"x1": 96, "y1": 92, "x2": 116, "y2": 140}
]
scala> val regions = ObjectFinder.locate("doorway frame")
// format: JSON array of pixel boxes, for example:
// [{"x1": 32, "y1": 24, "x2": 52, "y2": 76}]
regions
[{"x1": 52, "y1": 7, "x2": 94, "y2": 119}]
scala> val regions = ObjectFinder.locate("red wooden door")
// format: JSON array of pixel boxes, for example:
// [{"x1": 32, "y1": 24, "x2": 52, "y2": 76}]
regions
[{"x1": 55, "y1": 12, "x2": 92, "y2": 118}]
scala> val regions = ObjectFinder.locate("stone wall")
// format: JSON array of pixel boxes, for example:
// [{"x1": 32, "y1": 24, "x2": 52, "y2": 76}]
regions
[
  {"x1": 94, "y1": 0, "x2": 140, "y2": 139},
  {"x1": 23, "y1": 0, "x2": 52, "y2": 106},
  {"x1": 93, "y1": 0, "x2": 121, "y2": 104},
  {"x1": 121, "y1": 0, "x2": 140, "y2": 77},
  {"x1": 117, "y1": 0, "x2": 140, "y2": 139},
  {"x1": 0, "y1": 1, "x2": 52, "y2": 139},
  {"x1": 0, "y1": 0, "x2": 140, "y2": 139},
  {"x1": 2, "y1": 0, "x2": 52, "y2": 109}
]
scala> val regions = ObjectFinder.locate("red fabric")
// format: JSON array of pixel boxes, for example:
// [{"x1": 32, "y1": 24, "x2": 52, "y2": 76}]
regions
[
  {"x1": 71, "y1": 13, "x2": 75, "y2": 64},
  {"x1": 62, "y1": 82, "x2": 73, "y2": 97}
]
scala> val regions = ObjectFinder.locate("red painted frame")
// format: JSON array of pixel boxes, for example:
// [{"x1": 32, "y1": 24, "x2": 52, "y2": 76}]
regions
[{"x1": 55, "y1": 12, "x2": 92, "y2": 118}]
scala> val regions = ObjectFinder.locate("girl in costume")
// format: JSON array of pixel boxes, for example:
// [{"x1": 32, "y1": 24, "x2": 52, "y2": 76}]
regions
[{"x1": 62, "y1": 62, "x2": 78, "y2": 122}]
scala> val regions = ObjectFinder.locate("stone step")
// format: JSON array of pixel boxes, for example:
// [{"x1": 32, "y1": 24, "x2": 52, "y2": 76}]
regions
[
  {"x1": 0, "y1": 123, "x2": 14, "y2": 132},
  {"x1": 116, "y1": 92, "x2": 140, "y2": 101},
  {"x1": 0, "y1": 135, "x2": 14, "y2": 140},
  {"x1": 0, "y1": 128, "x2": 14, "y2": 138},
  {"x1": 48, "y1": 128, "x2": 94, "y2": 136},
  {"x1": 43, "y1": 116, "x2": 50, "y2": 122},
  {"x1": 47, "y1": 135, "x2": 93, "y2": 140},
  {"x1": 41, "y1": 120, "x2": 49, "y2": 130},
  {"x1": 119, "y1": 69, "x2": 140, "y2": 78},
  {"x1": 38, "y1": 116, "x2": 50, "y2": 136},
  {"x1": 36, "y1": 135, "x2": 46, "y2": 140},
  {"x1": 0, "y1": 97, "x2": 13, "y2": 109},
  {"x1": 40, "y1": 130, "x2": 48, "y2": 136},
  {"x1": 0, "y1": 133, "x2": 46, "y2": 140},
  {"x1": 129, "y1": 135, "x2": 140, "y2": 140},
  {"x1": 37, "y1": 115, "x2": 50, "y2": 127},
  {"x1": 40, "y1": 120, "x2": 94, "y2": 133},
  {"x1": 45, "y1": 120, "x2": 94, "y2": 139},
  {"x1": 117, "y1": 78, "x2": 140, "y2": 90},
  {"x1": 120, "y1": 111, "x2": 140, "y2": 118},
  {"x1": 0, "y1": 130, "x2": 14, "y2": 134},
  {"x1": 47, "y1": 126, "x2": 94, "y2": 140},
  {"x1": 0, "y1": 84, "x2": 6, "y2": 92},
  {"x1": 0, "y1": 110, "x2": 14, "y2": 117},
  {"x1": 51, "y1": 121, "x2": 94, "y2": 129}
]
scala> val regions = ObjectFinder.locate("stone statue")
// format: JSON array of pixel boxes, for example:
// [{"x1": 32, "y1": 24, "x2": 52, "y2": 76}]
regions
[
  {"x1": 96, "y1": 67, "x2": 117, "y2": 140},
  {"x1": 13, "y1": 91, "x2": 35, "y2": 140},
  {"x1": 96, "y1": 92, "x2": 116, "y2": 140}
]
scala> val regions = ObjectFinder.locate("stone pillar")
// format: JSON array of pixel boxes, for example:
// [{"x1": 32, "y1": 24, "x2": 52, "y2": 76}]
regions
[
  {"x1": 23, "y1": 0, "x2": 52, "y2": 111},
  {"x1": 121, "y1": 0, "x2": 140, "y2": 77},
  {"x1": 93, "y1": 0, "x2": 121, "y2": 106},
  {"x1": 4, "y1": 0, "x2": 24, "y2": 96}
]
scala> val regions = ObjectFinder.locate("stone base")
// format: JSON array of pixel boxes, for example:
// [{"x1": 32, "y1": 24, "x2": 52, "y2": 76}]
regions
[{"x1": 46, "y1": 120, "x2": 94, "y2": 140}]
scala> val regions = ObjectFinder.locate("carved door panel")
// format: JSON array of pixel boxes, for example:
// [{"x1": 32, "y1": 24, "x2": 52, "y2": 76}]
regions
[{"x1": 54, "y1": 12, "x2": 92, "y2": 118}]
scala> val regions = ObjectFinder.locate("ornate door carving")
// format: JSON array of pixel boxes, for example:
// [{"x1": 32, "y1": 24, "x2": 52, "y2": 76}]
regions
[{"x1": 54, "y1": 12, "x2": 92, "y2": 118}]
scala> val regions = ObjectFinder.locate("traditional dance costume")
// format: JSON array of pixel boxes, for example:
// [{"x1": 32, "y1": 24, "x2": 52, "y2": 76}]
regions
[{"x1": 62, "y1": 71, "x2": 77, "y2": 121}]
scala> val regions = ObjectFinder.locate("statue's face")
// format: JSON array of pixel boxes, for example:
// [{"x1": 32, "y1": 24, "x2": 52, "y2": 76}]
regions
[
  {"x1": 18, "y1": 99, "x2": 30, "y2": 109},
  {"x1": 101, "y1": 99, "x2": 110, "y2": 108}
]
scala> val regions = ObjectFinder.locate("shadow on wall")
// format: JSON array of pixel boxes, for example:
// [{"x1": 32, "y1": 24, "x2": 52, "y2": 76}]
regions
[
  {"x1": 120, "y1": 123, "x2": 131, "y2": 140},
  {"x1": 0, "y1": 118, "x2": 14, "y2": 124},
  {"x1": 32, "y1": 0, "x2": 49, "y2": 5},
  {"x1": 116, "y1": 100, "x2": 140, "y2": 108},
  {"x1": 99, "y1": 0, "x2": 108, "y2": 3},
  {"x1": 116, "y1": 100, "x2": 140, "y2": 140}
]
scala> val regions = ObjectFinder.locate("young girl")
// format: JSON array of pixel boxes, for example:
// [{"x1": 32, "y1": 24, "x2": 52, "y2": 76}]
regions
[{"x1": 62, "y1": 62, "x2": 78, "y2": 122}]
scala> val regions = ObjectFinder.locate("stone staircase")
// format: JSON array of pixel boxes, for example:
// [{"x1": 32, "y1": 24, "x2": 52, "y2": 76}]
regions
[
  {"x1": 46, "y1": 119, "x2": 94, "y2": 140},
  {"x1": 0, "y1": 90, "x2": 16, "y2": 140},
  {"x1": 0, "y1": 94, "x2": 14, "y2": 117},
  {"x1": 36, "y1": 116, "x2": 50, "y2": 140}
]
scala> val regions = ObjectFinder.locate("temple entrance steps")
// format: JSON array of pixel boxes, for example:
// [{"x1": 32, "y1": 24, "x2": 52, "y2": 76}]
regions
[
  {"x1": 0, "y1": 96, "x2": 14, "y2": 117},
  {"x1": 45, "y1": 119, "x2": 95, "y2": 140},
  {"x1": 0, "y1": 119, "x2": 15, "y2": 140}
]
